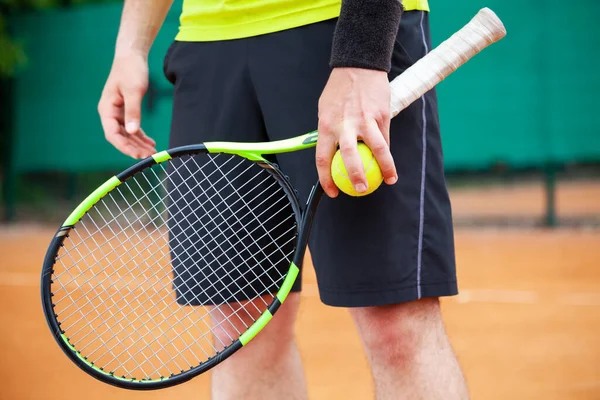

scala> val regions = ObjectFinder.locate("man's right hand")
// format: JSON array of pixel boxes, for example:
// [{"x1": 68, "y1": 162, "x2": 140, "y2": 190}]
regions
[{"x1": 98, "y1": 53, "x2": 157, "y2": 159}]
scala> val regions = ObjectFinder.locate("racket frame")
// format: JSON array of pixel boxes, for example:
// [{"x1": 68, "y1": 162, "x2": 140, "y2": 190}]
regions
[{"x1": 41, "y1": 143, "x2": 312, "y2": 389}]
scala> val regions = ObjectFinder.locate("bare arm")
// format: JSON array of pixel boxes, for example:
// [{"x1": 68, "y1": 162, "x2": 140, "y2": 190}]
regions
[
  {"x1": 98, "y1": 0, "x2": 173, "y2": 159},
  {"x1": 115, "y1": 0, "x2": 173, "y2": 58}
]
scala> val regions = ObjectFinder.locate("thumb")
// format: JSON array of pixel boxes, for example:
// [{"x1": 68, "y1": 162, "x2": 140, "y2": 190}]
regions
[{"x1": 123, "y1": 84, "x2": 145, "y2": 134}]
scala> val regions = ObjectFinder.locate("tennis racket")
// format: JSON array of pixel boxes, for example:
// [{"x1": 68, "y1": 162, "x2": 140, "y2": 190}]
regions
[{"x1": 41, "y1": 8, "x2": 506, "y2": 390}]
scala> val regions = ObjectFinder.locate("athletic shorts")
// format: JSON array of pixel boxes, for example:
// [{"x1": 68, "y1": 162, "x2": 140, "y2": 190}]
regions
[{"x1": 162, "y1": 10, "x2": 458, "y2": 308}]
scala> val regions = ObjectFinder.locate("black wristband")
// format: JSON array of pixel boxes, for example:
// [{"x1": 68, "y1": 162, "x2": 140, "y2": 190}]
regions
[{"x1": 330, "y1": 0, "x2": 403, "y2": 72}]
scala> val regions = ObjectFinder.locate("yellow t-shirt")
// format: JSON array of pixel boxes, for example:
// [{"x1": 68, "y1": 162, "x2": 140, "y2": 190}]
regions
[{"x1": 176, "y1": 0, "x2": 430, "y2": 42}]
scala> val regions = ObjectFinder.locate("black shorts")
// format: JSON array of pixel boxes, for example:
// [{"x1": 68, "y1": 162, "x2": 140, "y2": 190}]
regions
[{"x1": 163, "y1": 10, "x2": 458, "y2": 308}]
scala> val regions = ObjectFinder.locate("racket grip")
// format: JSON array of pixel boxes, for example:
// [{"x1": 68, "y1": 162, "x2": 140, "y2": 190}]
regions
[{"x1": 389, "y1": 7, "x2": 506, "y2": 117}]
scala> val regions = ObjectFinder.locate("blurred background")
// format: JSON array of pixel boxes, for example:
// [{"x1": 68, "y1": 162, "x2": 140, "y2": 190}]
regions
[{"x1": 0, "y1": 0, "x2": 599, "y2": 399}]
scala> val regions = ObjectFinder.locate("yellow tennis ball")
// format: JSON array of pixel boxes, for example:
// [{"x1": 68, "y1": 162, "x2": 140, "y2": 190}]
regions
[{"x1": 331, "y1": 142, "x2": 384, "y2": 196}]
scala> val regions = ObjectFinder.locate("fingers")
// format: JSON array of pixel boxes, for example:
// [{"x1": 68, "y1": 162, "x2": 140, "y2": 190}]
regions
[
  {"x1": 103, "y1": 125, "x2": 144, "y2": 159},
  {"x1": 338, "y1": 127, "x2": 369, "y2": 194},
  {"x1": 315, "y1": 124, "x2": 339, "y2": 198},
  {"x1": 99, "y1": 83, "x2": 155, "y2": 159},
  {"x1": 98, "y1": 103, "x2": 138, "y2": 159},
  {"x1": 129, "y1": 128, "x2": 157, "y2": 157},
  {"x1": 318, "y1": 118, "x2": 397, "y2": 197},
  {"x1": 137, "y1": 128, "x2": 157, "y2": 148},
  {"x1": 377, "y1": 104, "x2": 392, "y2": 147},
  {"x1": 362, "y1": 119, "x2": 397, "y2": 185},
  {"x1": 105, "y1": 127, "x2": 155, "y2": 159},
  {"x1": 123, "y1": 83, "x2": 146, "y2": 134},
  {"x1": 99, "y1": 107, "x2": 155, "y2": 159}
]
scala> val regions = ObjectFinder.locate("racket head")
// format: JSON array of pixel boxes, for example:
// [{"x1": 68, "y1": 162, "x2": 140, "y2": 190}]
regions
[{"x1": 40, "y1": 144, "x2": 307, "y2": 389}]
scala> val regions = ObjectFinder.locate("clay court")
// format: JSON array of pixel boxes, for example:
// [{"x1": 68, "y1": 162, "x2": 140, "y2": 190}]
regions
[{"x1": 1, "y1": 181, "x2": 599, "y2": 399}]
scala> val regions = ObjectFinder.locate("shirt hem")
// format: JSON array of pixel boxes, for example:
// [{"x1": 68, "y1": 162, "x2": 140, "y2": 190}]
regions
[{"x1": 175, "y1": 4, "x2": 341, "y2": 42}]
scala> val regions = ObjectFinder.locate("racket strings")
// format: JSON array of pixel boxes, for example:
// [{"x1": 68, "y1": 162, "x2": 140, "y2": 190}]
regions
[
  {"x1": 169, "y1": 158, "x2": 294, "y2": 301},
  {"x1": 82, "y1": 217, "x2": 297, "y2": 377},
  {"x1": 51, "y1": 153, "x2": 298, "y2": 380},
  {"x1": 55, "y1": 153, "x2": 242, "y2": 270},
  {"x1": 54, "y1": 156, "x2": 292, "y2": 378},
  {"x1": 64, "y1": 156, "x2": 280, "y2": 354},
  {"x1": 57, "y1": 209, "x2": 295, "y2": 365},
  {"x1": 195, "y1": 159, "x2": 291, "y2": 269},
  {"x1": 53, "y1": 170, "x2": 277, "y2": 319},
  {"x1": 54, "y1": 154, "x2": 281, "y2": 304},
  {"x1": 55, "y1": 163, "x2": 293, "y2": 327},
  {"x1": 56, "y1": 167, "x2": 276, "y2": 313},
  {"x1": 61, "y1": 204, "x2": 295, "y2": 346},
  {"x1": 55, "y1": 154, "x2": 268, "y2": 307}
]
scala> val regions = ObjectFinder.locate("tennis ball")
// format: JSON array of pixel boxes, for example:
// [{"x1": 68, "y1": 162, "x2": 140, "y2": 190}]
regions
[{"x1": 331, "y1": 142, "x2": 384, "y2": 196}]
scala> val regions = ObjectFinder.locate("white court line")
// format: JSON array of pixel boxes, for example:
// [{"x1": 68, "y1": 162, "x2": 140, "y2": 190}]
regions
[
  {"x1": 301, "y1": 286, "x2": 544, "y2": 305},
  {"x1": 454, "y1": 289, "x2": 540, "y2": 304},
  {"x1": 0, "y1": 224, "x2": 54, "y2": 237},
  {"x1": 2, "y1": 272, "x2": 39, "y2": 287},
  {"x1": 4, "y1": 274, "x2": 599, "y2": 307}
]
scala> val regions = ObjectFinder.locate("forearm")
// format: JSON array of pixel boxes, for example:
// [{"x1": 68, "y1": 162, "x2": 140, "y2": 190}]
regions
[
  {"x1": 330, "y1": 0, "x2": 403, "y2": 72},
  {"x1": 115, "y1": 0, "x2": 173, "y2": 58}
]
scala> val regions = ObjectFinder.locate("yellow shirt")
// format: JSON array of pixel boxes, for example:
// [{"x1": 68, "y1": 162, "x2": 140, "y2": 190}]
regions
[{"x1": 176, "y1": 0, "x2": 430, "y2": 42}]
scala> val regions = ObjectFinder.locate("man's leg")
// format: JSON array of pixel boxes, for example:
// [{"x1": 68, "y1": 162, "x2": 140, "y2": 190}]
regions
[
  {"x1": 210, "y1": 293, "x2": 307, "y2": 400},
  {"x1": 342, "y1": 12, "x2": 468, "y2": 397},
  {"x1": 163, "y1": 39, "x2": 308, "y2": 399},
  {"x1": 350, "y1": 298, "x2": 468, "y2": 400},
  {"x1": 245, "y1": 7, "x2": 465, "y2": 399}
]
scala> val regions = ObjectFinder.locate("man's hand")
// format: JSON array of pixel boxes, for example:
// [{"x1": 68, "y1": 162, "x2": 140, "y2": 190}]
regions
[
  {"x1": 98, "y1": 0, "x2": 172, "y2": 158},
  {"x1": 316, "y1": 67, "x2": 398, "y2": 198},
  {"x1": 98, "y1": 53, "x2": 157, "y2": 159}
]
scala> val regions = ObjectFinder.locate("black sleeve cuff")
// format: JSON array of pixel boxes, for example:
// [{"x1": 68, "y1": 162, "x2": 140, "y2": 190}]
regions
[{"x1": 330, "y1": 0, "x2": 403, "y2": 72}]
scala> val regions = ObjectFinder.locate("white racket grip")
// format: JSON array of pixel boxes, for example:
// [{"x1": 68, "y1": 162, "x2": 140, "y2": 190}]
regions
[{"x1": 389, "y1": 7, "x2": 506, "y2": 117}]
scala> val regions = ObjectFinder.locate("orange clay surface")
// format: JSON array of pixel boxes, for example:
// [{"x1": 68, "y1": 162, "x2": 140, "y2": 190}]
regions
[{"x1": 1, "y1": 183, "x2": 599, "y2": 400}]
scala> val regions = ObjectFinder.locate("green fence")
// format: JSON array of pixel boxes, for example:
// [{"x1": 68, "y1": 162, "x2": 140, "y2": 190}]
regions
[
  {"x1": 434, "y1": 1, "x2": 600, "y2": 169},
  {"x1": 3, "y1": 1, "x2": 600, "y2": 224}
]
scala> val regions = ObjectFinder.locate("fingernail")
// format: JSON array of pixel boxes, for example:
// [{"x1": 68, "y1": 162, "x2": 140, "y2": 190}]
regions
[
  {"x1": 355, "y1": 183, "x2": 367, "y2": 193},
  {"x1": 386, "y1": 176, "x2": 398, "y2": 185},
  {"x1": 126, "y1": 122, "x2": 139, "y2": 133}
]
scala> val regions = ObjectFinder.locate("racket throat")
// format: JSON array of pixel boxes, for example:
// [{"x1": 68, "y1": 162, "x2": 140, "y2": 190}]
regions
[{"x1": 292, "y1": 183, "x2": 324, "y2": 267}]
